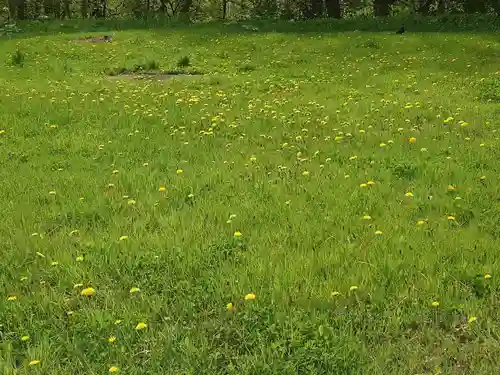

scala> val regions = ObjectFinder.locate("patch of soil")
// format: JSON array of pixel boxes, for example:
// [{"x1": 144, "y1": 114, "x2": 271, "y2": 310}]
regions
[
  {"x1": 107, "y1": 70, "x2": 204, "y2": 81},
  {"x1": 75, "y1": 35, "x2": 113, "y2": 43}
]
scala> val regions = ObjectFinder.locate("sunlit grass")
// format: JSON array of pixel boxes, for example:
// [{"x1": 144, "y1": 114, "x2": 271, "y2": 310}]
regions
[{"x1": 0, "y1": 22, "x2": 499, "y2": 374}]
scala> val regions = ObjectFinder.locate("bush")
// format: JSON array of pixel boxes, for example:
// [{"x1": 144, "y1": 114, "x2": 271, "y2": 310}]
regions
[
  {"x1": 177, "y1": 56, "x2": 191, "y2": 68},
  {"x1": 10, "y1": 49, "x2": 24, "y2": 67}
]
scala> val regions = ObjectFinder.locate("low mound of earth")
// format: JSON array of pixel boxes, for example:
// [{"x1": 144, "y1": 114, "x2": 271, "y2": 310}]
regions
[
  {"x1": 107, "y1": 70, "x2": 204, "y2": 80},
  {"x1": 75, "y1": 35, "x2": 113, "y2": 43}
]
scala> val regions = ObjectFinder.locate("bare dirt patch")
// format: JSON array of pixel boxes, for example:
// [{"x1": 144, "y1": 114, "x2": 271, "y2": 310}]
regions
[
  {"x1": 75, "y1": 35, "x2": 113, "y2": 43},
  {"x1": 107, "y1": 70, "x2": 204, "y2": 81}
]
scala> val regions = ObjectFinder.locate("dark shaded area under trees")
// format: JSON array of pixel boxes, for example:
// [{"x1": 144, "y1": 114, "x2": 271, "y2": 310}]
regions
[{"x1": 1, "y1": 0, "x2": 499, "y2": 24}]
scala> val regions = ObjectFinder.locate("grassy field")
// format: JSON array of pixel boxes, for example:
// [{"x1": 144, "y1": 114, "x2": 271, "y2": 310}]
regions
[{"x1": 0, "y1": 20, "x2": 499, "y2": 375}]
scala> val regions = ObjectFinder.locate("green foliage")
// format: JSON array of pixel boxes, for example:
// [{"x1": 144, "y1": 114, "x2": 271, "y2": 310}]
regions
[
  {"x1": 2, "y1": 0, "x2": 500, "y2": 23},
  {"x1": 479, "y1": 77, "x2": 500, "y2": 103},
  {"x1": 9, "y1": 48, "x2": 24, "y2": 66},
  {"x1": 0, "y1": 23, "x2": 20, "y2": 37},
  {"x1": 177, "y1": 55, "x2": 191, "y2": 68},
  {"x1": 131, "y1": 60, "x2": 160, "y2": 71},
  {"x1": 359, "y1": 39, "x2": 381, "y2": 49}
]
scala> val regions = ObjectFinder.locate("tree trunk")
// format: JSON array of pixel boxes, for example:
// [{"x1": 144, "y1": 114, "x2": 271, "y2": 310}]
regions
[
  {"x1": 222, "y1": 0, "x2": 227, "y2": 19},
  {"x1": 325, "y1": 0, "x2": 341, "y2": 18},
  {"x1": 16, "y1": 0, "x2": 26, "y2": 19},
  {"x1": 437, "y1": 0, "x2": 445, "y2": 13},
  {"x1": 462, "y1": 0, "x2": 487, "y2": 13},
  {"x1": 179, "y1": 0, "x2": 192, "y2": 20},
  {"x1": 63, "y1": 0, "x2": 71, "y2": 18},
  {"x1": 80, "y1": 0, "x2": 88, "y2": 17},
  {"x1": 8, "y1": 0, "x2": 15, "y2": 21},
  {"x1": 303, "y1": 0, "x2": 323, "y2": 18},
  {"x1": 53, "y1": 0, "x2": 61, "y2": 18}
]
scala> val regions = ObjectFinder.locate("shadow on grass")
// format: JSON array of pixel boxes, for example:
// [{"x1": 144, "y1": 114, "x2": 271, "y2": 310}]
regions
[{"x1": 5, "y1": 14, "x2": 500, "y2": 41}]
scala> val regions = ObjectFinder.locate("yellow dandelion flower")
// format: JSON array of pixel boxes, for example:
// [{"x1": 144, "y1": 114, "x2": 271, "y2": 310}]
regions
[
  {"x1": 467, "y1": 316, "x2": 477, "y2": 324},
  {"x1": 187, "y1": 193, "x2": 194, "y2": 198},
  {"x1": 379, "y1": 142, "x2": 387, "y2": 148},
  {"x1": 359, "y1": 183, "x2": 368, "y2": 188},
  {"x1": 119, "y1": 235, "x2": 129, "y2": 241},
  {"x1": 108, "y1": 336, "x2": 117, "y2": 344},
  {"x1": 159, "y1": 184, "x2": 166, "y2": 192},
  {"x1": 244, "y1": 293, "x2": 256, "y2": 301},
  {"x1": 129, "y1": 287, "x2": 140, "y2": 294},
  {"x1": 81, "y1": 287, "x2": 95, "y2": 297},
  {"x1": 51, "y1": 261, "x2": 59, "y2": 266},
  {"x1": 226, "y1": 302, "x2": 234, "y2": 311},
  {"x1": 417, "y1": 220, "x2": 425, "y2": 226},
  {"x1": 114, "y1": 319, "x2": 122, "y2": 325},
  {"x1": 405, "y1": 192, "x2": 414, "y2": 197},
  {"x1": 109, "y1": 366, "x2": 120, "y2": 373},
  {"x1": 112, "y1": 170, "x2": 119, "y2": 174},
  {"x1": 447, "y1": 216, "x2": 456, "y2": 221},
  {"x1": 127, "y1": 199, "x2": 136, "y2": 205},
  {"x1": 176, "y1": 169, "x2": 183, "y2": 175},
  {"x1": 302, "y1": 170, "x2": 310, "y2": 176},
  {"x1": 367, "y1": 180, "x2": 375, "y2": 185},
  {"x1": 249, "y1": 155, "x2": 257, "y2": 162},
  {"x1": 21, "y1": 335, "x2": 30, "y2": 342},
  {"x1": 349, "y1": 286, "x2": 359, "y2": 291},
  {"x1": 484, "y1": 274, "x2": 492, "y2": 280},
  {"x1": 331, "y1": 291, "x2": 341, "y2": 297},
  {"x1": 0, "y1": 130, "x2": 5, "y2": 135},
  {"x1": 480, "y1": 175, "x2": 486, "y2": 181},
  {"x1": 7, "y1": 296, "x2": 17, "y2": 301},
  {"x1": 29, "y1": 360, "x2": 41, "y2": 366},
  {"x1": 362, "y1": 215, "x2": 371, "y2": 221},
  {"x1": 431, "y1": 301, "x2": 440, "y2": 307},
  {"x1": 76, "y1": 255, "x2": 84, "y2": 262},
  {"x1": 49, "y1": 190, "x2": 56, "y2": 195},
  {"x1": 349, "y1": 155, "x2": 358, "y2": 160},
  {"x1": 233, "y1": 231, "x2": 242, "y2": 238},
  {"x1": 408, "y1": 137, "x2": 417, "y2": 143},
  {"x1": 135, "y1": 322, "x2": 147, "y2": 330},
  {"x1": 447, "y1": 185, "x2": 456, "y2": 191},
  {"x1": 374, "y1": 230, "x2": 383, "y2": 235}
]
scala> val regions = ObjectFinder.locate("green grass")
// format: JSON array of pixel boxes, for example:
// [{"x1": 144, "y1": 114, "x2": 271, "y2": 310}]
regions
[{"x1": 0, "y1": 21, "x2": 499, "y2": 375}]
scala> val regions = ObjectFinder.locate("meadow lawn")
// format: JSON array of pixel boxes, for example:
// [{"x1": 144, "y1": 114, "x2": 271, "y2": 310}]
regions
[{"x1": 0, "y1": 20, "x2": 499, "y2": 374}]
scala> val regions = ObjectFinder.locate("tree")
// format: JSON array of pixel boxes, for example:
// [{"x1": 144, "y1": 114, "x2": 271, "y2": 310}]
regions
[
  {"x1": 325, "y1": 0, "x2": 341, "y2": 18},
  {"x1": 15, "y1": 0, "x2": 26, "y2": 19},
  {"x1": 302, "y1": 0, "x2": 323, "y2": 19},
  {"x1": 461, "y1": 0, "x2": 487, "y2": 13},
  {"x1": 180, "y1": 0, "x2": 193, "y2": 20},
  {"x1": 373, "y1": 0, "x2": 398, "y2": 16}
]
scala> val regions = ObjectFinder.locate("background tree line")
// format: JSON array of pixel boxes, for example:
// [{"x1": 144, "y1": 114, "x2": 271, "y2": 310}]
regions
[{"x1": 2, "y1": 0, "x2": 500, "y2": 24}]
